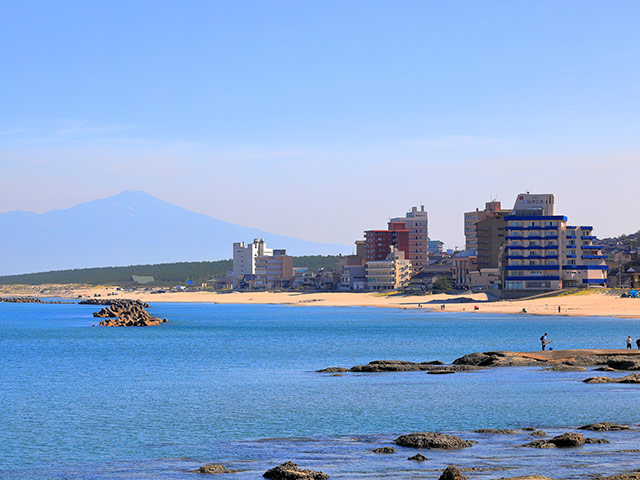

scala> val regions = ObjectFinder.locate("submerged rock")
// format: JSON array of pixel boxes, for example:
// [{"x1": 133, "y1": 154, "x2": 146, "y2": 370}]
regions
[
  {"x1": 349, "y1": 360, "x2": 444, "y2": 372},
  {"x1": 316, "y1": 367, "x2": 348, "y2": 373},
  {"x1": 585, "y1": 438, "x2": 611, "y2": 444},
  {"x1": 541, "y1": 365, "x2": 587, "y2": 372},
  {"x1": 584, "y1": 373, "x2": 640, "y2": 384},
  {"x1": 497, "y1": 477, "x2": 556, "y2": 480},
  {"x1": 395, "y1": 432, "x2": 473, "y2": 450},
  {"x1": 194, "y1": 463, "x2": 237, "y2": 474},
  {"x1": 550, "y1": 433, "x2": 585, "y2": 447},
  {"x1": 474, "y1": 429, "x2": 518, "y2": 434},
  {"x1": 529, "y1": 430, "x2": 547, "y2": 437},
  {"x1": 579, "y1": 422, "x2": 630, "y2": 431},
  {"x1": 439, "y1": 465, "x2": 466, "y2": 480},
  {"x1": 407, "y1": 453, "x2": 428, "y2": 461},
  {"x1": 523, "y1": 432, "x2": 585, "y2": 448},
  {"x1": 372, "y1": 447, "x2": 397, "y2": 454},
  {"x1": 263, "y1": 461, "x2": 329, "y2": 480},
  {"x1": 522, "y1": 439, "x2": 556, "y2": 449}
]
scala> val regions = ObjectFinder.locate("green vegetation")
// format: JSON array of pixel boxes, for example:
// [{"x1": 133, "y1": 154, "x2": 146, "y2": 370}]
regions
[
  {"x1": 433, "y1": 276, "x2": 453, "y2": 290},
  {"x1": 0, "y1": 255, "x2": 341, "y2": 286}
]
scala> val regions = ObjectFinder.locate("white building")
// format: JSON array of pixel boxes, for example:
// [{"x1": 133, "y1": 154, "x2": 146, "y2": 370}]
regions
[
  {"x1": 390, "y1": 205, "x2": 429, "y2": 270},
  {"x1": 366, "y1": 247, "x2": 412, "y2": 291},
  {"x1": 232, "y1": 239, "x2": 273, "y2": 288}
]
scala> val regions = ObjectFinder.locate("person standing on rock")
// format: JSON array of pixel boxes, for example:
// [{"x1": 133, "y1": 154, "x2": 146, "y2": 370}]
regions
[
  {"x1": 636, "y1": 338, "x2": 640, "y2": 350},
  {"x1": 540, "y1": 333, "x2": 549, "y2": 351},
  {"x1": 628, "y1": 336, "x2": 633, "y2": 349}
]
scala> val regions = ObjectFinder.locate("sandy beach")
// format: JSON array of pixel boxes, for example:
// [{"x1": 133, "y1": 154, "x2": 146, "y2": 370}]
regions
[{"x1": 2, "y1": 284, "x2": 640, "y2": 319}]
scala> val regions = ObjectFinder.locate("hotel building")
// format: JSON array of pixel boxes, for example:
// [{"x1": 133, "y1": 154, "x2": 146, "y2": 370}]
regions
[{"x1": 503, "y1": 194, "x2": 608, "y2": 291}]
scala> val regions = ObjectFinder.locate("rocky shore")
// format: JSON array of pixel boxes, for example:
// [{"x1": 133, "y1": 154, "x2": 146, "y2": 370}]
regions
[
  {"x1": 192, "y1": 422, "x2": 639, "y2": 479},
  {"x1": 87, "y1": 299, "x2": 167, "y2": 327},
  {"x1": 318, "y1": 350, "x2": 640, "y2": 381}
]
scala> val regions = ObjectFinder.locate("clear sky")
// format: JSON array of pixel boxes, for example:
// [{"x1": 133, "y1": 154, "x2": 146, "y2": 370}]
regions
[{"x1": 1, "y1": 1, "x2": 639, "y2": 248}]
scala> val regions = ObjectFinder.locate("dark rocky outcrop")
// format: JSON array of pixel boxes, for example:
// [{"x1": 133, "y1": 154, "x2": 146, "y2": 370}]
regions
[
  {"x1": 523, "y1": 432, "x2": 585, "y2": 448},
  {"x1": 194, "y1": 463, "x2": 237, "y2": 474},
  {"x1": 474, "y1": 429, "x2": 518, "y2": 434},
  {"x1": 0, "y1": 296, "x2": 65, "y2": 304},
  {"x1": 551, "y1": 432, "x2": 585, "y2": 447},
  {"x1": 529, "y1": 430, "x2": 546, "y2": 437},
  {"x1": 316, "y1": 367, "x2": 348, "y2": 373},
  {"x1": 439, "y1": 465, "x2": 466, "y2": 480},
  {"x1": 90, "y1": 299, "x2": 167, "y2": 327},
  {"x1": 585, "y1": 438, "x2": 611, "y2": 444},
  {"x1": 263, "y1": 461, "x2": 329, "y2": 480},
  {"x1": 584, "y1": 373, "x2": 640, "y2": 384},
  {"x1": 407, "y1": 453, "x2": 428, "y2": 461},
  {"x1": 596, "y1": 474, "x2": 640, "y2": 480},
  {"x1": 349, "y1": 360, "x2": 445, "y2": 372},
  {"x1": 579, "y1": 422, "x2": 630, "y2": 431},
  {"x1": 453, "y1": 352, "x2": 544, "y2": 367},
  {"x1": 608, "y1": 359, "x2": 640, "y2": 371},
  {"x1": 395, "y1": 432, "x2": 473, "y2": 450},
  {"x1": 522, "y1": 439, "x2": 556, "y2": 449},
  {"x1": 372, "y1": 447, "x2": 397, "y2": 454}
]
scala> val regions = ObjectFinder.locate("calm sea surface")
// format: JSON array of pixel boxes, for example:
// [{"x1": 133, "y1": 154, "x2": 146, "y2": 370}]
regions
[{"x1": 1, "y1": 302, "x2": 640, "y2": 479}]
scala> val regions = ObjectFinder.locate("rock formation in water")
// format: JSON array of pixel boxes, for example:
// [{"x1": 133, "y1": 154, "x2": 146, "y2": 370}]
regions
[
  {"x1": 579, "y1": 422, "x2": 630, "y2": 431},
  {"x1": 88, "y1": 299, "x2": 167, "y2": 327},
  {"x1": 394, "y1": 432, "x2": 473, "y2": 450},
  {"x1": 439, "y1": 465, "x2": 466, "y2": 480},
  {"x1": 523, "y1": 432, "x2": 585, "y2": 448},
  {"x1": 193, "y1": 463, "x2": 237, "y2": 474},
  {"x1": 372, "y1": 447, "x2": 397, "y2": 453},
  {"x1": 263, "y1": 461, "x2": 329, "y2": 480},
  {"x1": 583, "y1": 373, "x2": 640, "y2": 384}
]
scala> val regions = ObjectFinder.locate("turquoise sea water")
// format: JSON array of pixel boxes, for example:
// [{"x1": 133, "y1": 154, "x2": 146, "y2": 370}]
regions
[{"x1": 1, "y1": 302, "x2": 640, "y2": 479}]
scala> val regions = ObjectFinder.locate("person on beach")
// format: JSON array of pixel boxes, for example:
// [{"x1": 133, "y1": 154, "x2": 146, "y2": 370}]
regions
[
  {"x1": 636, "y1": 338, "x2": 640, "y2": 350},
  {"x1": 628, "y1": 336, "x2": 633, "y2": 349},
  {"x1": 558, "y1": 306, "x2": 561, "y2": 313},
  {"x1": 540, "y1": 333, "x2": 549, "y2": 351}
]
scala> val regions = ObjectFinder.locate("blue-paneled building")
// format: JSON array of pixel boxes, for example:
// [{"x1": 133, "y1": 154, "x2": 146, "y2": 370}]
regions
[{"x1": 503, "y1": 194, "x2": 608, "y2": 291}]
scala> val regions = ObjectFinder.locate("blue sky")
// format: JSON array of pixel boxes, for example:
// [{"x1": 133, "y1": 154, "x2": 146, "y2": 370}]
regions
[{"x1": 1, "y1": 1, "x2": 639, "y2": 247}]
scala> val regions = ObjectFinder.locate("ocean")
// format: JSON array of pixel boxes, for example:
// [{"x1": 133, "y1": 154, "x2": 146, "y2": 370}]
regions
[{"x1": 1, "y1": 302, "x2": 639, "y2": 479}]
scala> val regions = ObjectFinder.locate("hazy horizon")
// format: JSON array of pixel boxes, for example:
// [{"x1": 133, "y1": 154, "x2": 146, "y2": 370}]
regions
[{"x1": 2, "y1": 1, "x2": 639, "y2": 248}]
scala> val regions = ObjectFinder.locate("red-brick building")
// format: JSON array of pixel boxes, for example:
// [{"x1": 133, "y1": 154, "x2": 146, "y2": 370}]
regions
[{"x1": 364, "y1": 222, "x2": 410, "y2": 261}]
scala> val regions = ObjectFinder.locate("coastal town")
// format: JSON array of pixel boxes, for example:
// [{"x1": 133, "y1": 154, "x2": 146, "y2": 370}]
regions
[{"x1": 229, "y1": 192, "x2": 638, "y2": 296}]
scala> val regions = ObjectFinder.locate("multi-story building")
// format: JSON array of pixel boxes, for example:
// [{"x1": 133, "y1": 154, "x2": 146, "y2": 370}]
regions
[
  {"x1": 476, "y1": 212, "x2": 509, "y2": 269},
  {"x1": 364, "y1": 222, "x2": 410, "y2": 261},
  {"x1": 390, "y1": 206, "x2": 429, "y2": 270},
  {"x1": 452, "y1": 250, "x2": 478, "y2": 289},
  {"x1": 365, "y1": 247, "x2": 412, "y2": 290},
  {"x1": 232, "y1": 238, "x2": 273, "y2": 288},
  {"x1": 503, "y1": 193, "x2": 608, "y2": 291},
  {"x1": 254, "y1": 250, "x2": 294, "y2": 289},
  {"x1": 464, "y1": 200, "x2": 510, "y2": 251}
]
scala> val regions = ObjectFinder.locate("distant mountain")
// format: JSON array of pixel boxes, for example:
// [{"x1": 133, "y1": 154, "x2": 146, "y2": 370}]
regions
[{"x1": 0, "y1": 191, "x2": 350, "y2": 276}]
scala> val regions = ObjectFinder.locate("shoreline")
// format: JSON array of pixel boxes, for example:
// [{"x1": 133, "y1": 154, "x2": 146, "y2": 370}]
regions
[{"x1": 2, "y1": 284, "x2": 640, "y2": 319}]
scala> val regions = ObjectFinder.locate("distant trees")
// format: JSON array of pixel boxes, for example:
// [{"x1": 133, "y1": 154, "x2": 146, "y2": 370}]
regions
[
  {"x1": 432, "y1": 276, "x2": 453, "y2": 291},
  {"x1": 0, "y1": 256, "x2": 341, "y2": 286}
]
